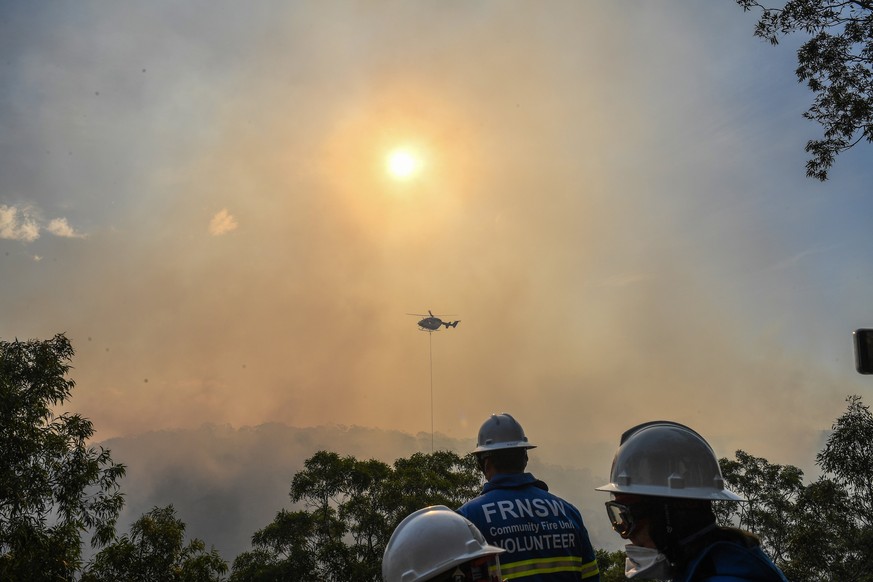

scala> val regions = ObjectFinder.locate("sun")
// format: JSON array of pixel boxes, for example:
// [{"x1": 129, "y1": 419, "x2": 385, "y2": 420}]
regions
[{"x1": 386, "y1": 149, "x2": 422, "y2": 180}]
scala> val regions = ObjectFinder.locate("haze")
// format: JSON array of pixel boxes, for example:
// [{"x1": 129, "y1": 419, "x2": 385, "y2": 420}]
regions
[{"x1": 2, "y1": 0, "x2": 872, "y2": 558}]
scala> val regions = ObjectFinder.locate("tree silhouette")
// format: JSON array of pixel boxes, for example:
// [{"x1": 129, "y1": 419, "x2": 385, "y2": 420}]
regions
[
  {"x1": 82, "y1": 505, "x2": 227, "y2": 582},
  {"x1": 717, "y1": 394, "x2": 873, "y2": 580},
  {"x1": 231, "y1": 450, "x2": 480, "y2": 581},
  {"x1": 0, "y1": 334, "x2": 126, "y2": 580},
  {"x1": 738, "y1": 0, "x2": 873, "y2": 180}
]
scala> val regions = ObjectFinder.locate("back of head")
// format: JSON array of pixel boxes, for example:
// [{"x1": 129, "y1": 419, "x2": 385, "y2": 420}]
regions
[
  {"x1": 382, "y1": 506, "x2": 504, "y2": 582},
  {"x1": 486, "y1": 447, "x2": 528, "y2": 473}
]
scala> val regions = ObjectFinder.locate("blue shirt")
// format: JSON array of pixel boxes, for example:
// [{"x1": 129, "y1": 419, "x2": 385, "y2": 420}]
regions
[{"x1": 458, "y1": 473, "x2": 600, "y2": 581}]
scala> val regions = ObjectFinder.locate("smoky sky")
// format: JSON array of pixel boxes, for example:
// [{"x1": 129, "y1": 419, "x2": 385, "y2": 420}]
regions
[{"x1": 2, "y1": 0, "x2": 873, "y2": 495}]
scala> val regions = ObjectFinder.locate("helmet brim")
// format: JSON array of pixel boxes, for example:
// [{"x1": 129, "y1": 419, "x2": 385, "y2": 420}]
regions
[
  {"x1": 472, "y1": 442, "x2": 537, "y2": 454},
  {"x1": 595, "y1": 482, "x2": 745, "y2": 501}
]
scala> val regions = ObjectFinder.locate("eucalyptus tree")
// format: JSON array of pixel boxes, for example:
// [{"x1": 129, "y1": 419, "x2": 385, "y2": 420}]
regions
[
  {"x1": 0, "y1": 334, "x2": 126, "y2": 580},
  {"x1": 718, "y1": 395, "x2": 873, "y2": 580},
  {"x1": 738, "y1": 0, "x2": 873, "y2": 180},
  {"x1": 82, "y1": 505, "x2": 227, "y2": 582},
  {"x1": 231, "y1": 449, "x2": 481, "y2": 581}
]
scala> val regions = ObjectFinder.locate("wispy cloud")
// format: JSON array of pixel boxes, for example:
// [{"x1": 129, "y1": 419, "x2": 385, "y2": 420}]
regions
[
  {"x1": 46, "y1": 217, "x2": 86, "y2": 238},
  {"x1": 771, "y1": 244, "x2": 841, "y2": 271},
  {"x1": 0, "y1": 204, "x2": 85, "y2": 241},
  {"x1": 0, "y1": 204, "x2": 40, "y2": 242},
  {"x1": 209, "y1": 209, "x2": 238, "y2": 236}
]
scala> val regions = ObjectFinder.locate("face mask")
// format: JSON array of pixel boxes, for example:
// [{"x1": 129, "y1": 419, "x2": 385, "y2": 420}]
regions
[{"x1": 624, "y1": 544, "x2": 672, "y2": 579}]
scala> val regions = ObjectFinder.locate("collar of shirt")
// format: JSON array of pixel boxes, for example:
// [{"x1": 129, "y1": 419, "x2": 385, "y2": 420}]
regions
[{"x1": 482, "y1": 472, "x2": 549, "y2": 493}]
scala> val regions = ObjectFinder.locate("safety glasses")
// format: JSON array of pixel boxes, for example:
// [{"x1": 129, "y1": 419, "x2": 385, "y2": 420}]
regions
[{"x1": 605, "y1": 500, "x2": 640, "y2": 538}]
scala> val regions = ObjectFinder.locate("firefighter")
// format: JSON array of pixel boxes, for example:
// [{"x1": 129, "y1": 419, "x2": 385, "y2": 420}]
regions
[
  {"x1": 596, "y1": 421, "x2": 789, "y2": 581},
  {"x1": 382, "y1": 505, "x2": 505, "y2": 582},
  {"x1": 457, "y1": 413, "x2": 600, "y2": 581}
]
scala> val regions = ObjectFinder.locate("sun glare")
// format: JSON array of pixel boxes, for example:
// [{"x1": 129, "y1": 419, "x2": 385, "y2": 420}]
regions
[{"x1": 387, "y1": 149, "x2": 421, "y2": 180}]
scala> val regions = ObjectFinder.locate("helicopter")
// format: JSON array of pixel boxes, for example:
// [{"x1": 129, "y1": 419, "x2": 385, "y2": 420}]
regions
[{"x1": 408, "y1": 310, "x2": 460, "y2": 332}]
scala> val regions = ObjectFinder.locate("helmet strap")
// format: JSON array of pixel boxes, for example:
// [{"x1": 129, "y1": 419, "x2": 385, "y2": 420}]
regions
[
  {"x1": 649, "y1": 502, "x2": 680, "y2": 567},
  {"x1": 650, "y1": 499, "x2": 717, "y2": 566}
]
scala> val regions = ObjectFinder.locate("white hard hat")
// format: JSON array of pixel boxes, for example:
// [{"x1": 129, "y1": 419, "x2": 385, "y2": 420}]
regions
[
  {"x1": 595, "y1": 421, "x2": 744, "y2": 501},
  {"x1": 472, "y1": 413, "x2": 536, "y2": 454},
  {"x1": 382, "y1": 506, "x2": 504, "y2": 582}
]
